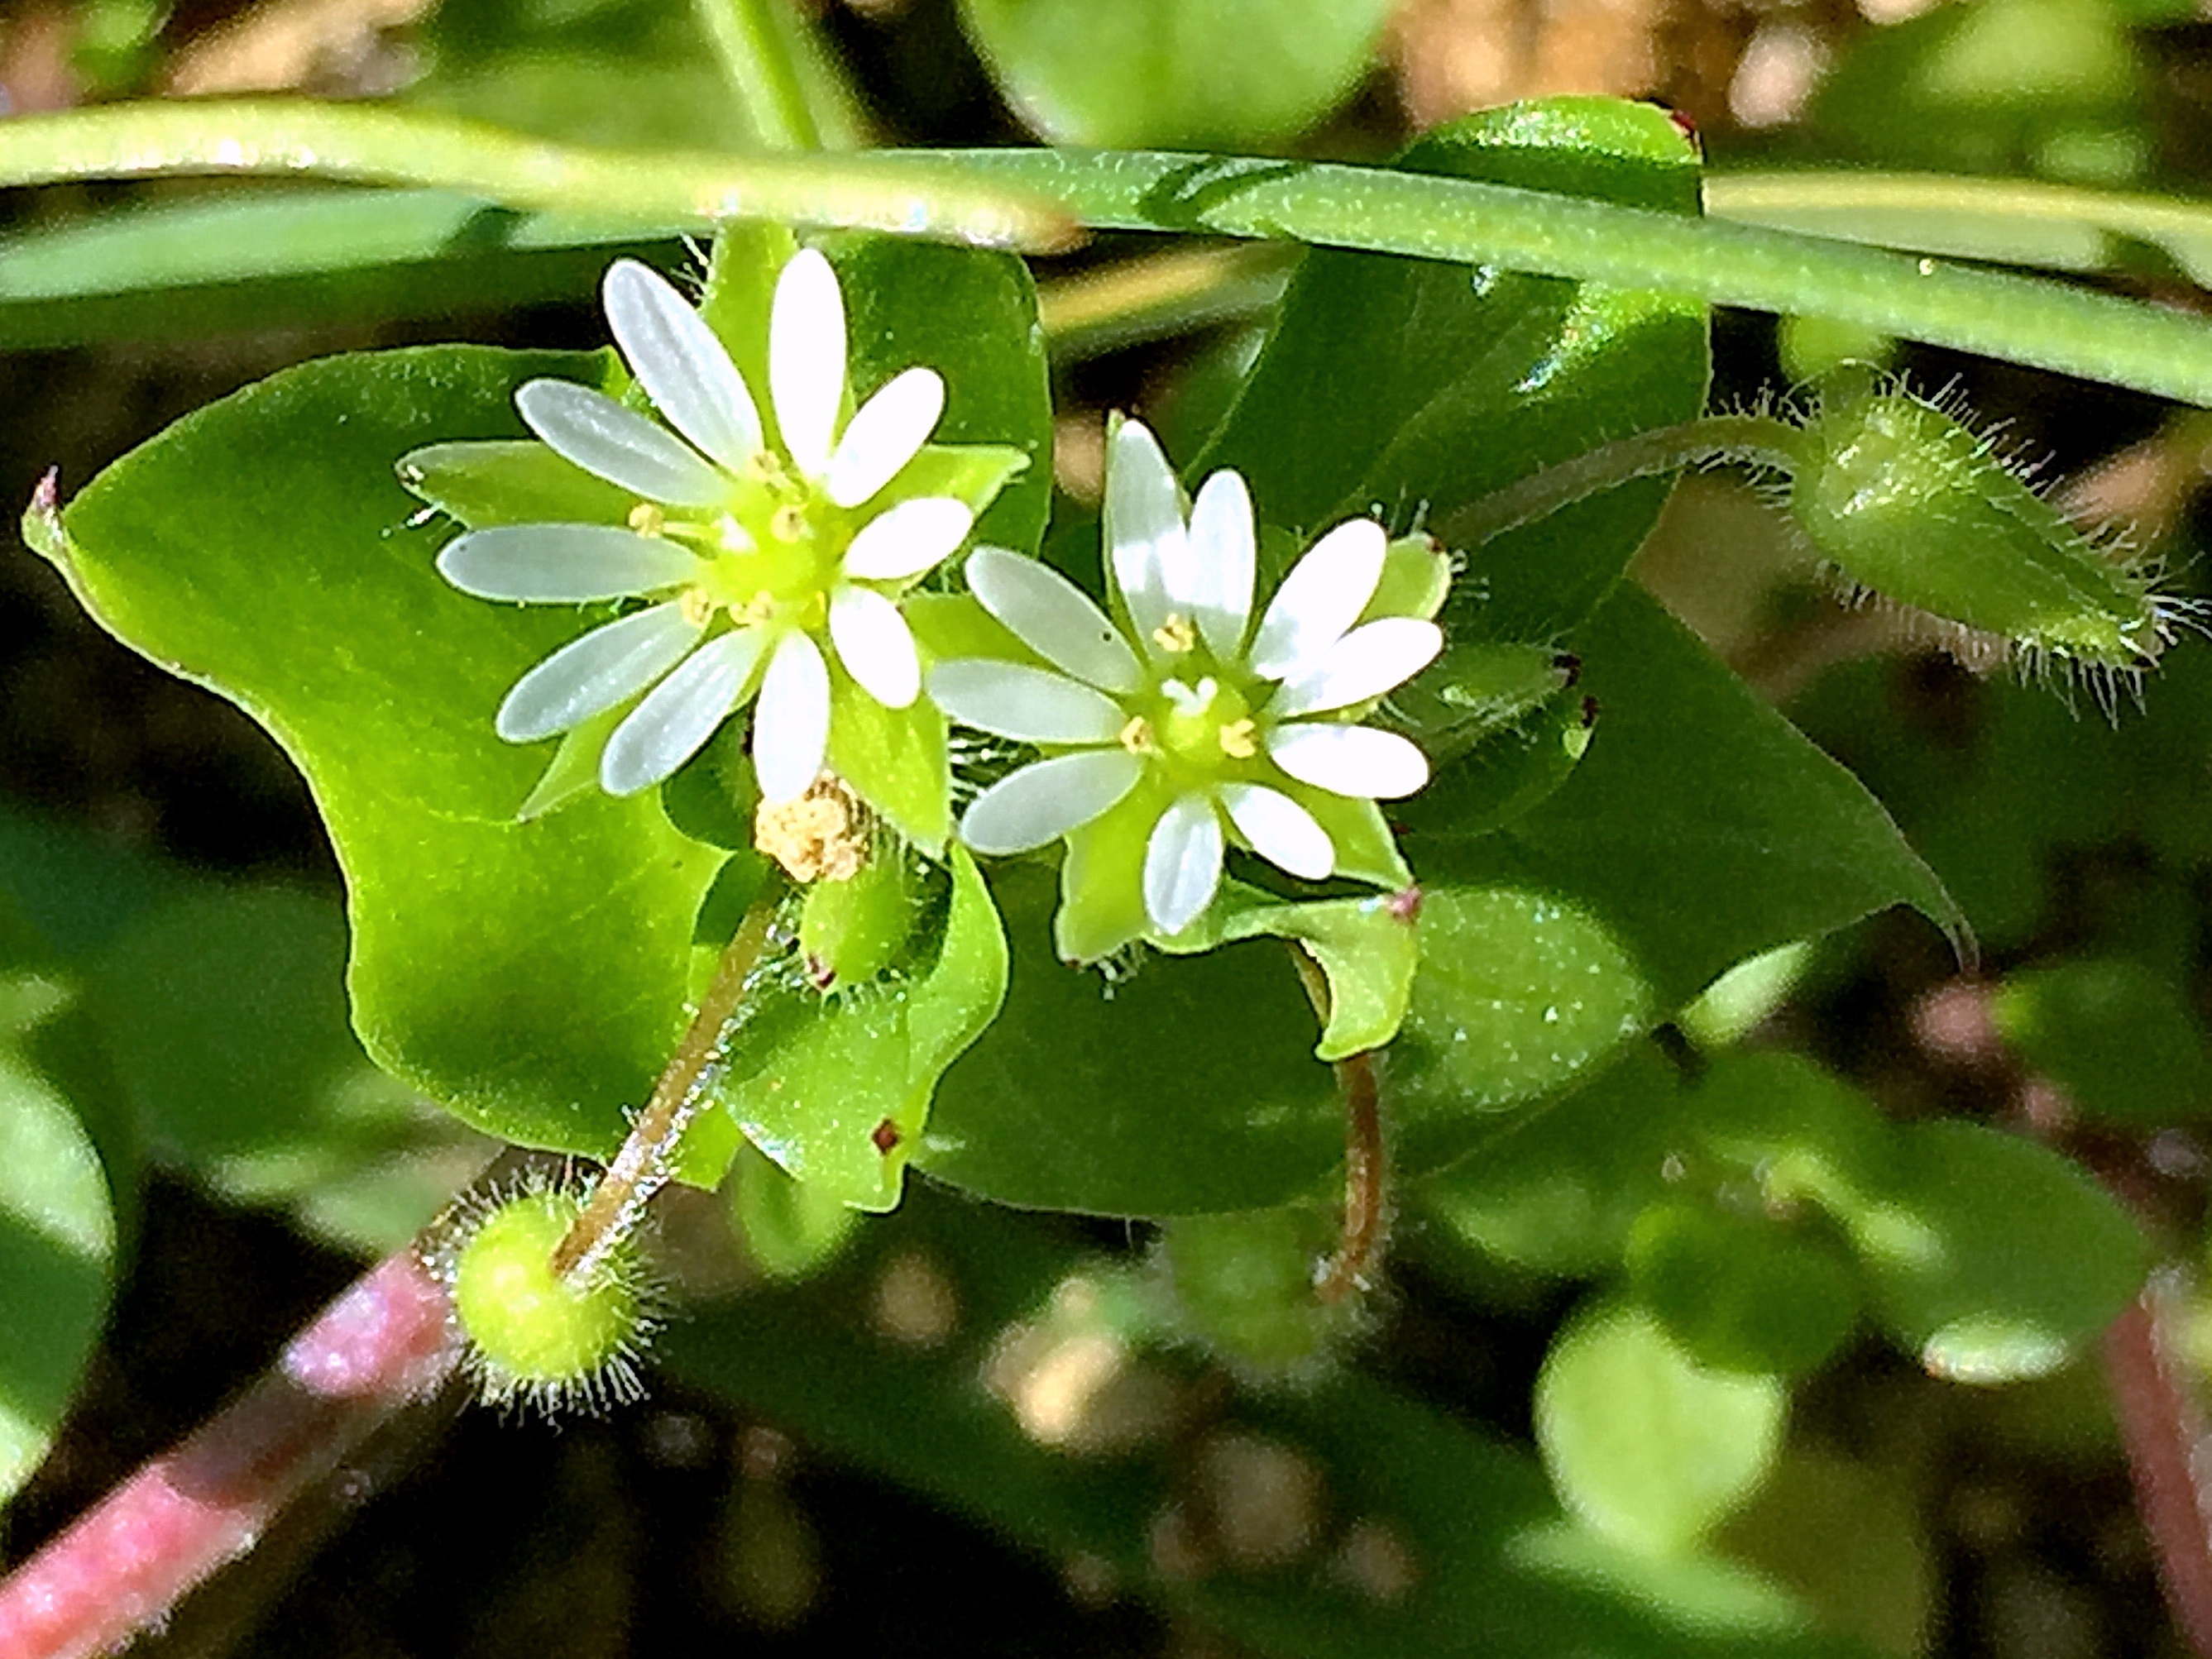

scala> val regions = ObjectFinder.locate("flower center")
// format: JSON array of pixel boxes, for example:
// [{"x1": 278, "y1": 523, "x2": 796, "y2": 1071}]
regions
[
  {"x1": 649, "y1": 461, "x2": 841, "y2": 634},
  {"x1": 1149, "y1": 676, "x2": 1257, "y2": 772}
]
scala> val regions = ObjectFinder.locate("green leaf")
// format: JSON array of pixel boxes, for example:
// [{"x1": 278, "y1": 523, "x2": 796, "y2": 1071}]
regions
[
  {"x1": 955, "y1": 0, "x2": 1395, "y2": 148},
  {"x1": 920, "y1": 866, "x2": 1342, "y2": 1216},
  {"x1": 695, "y1": 849, "x2": 1008, "y2": 1211},
  {"x1": 1626, "y1": 1201, "x2": 1860, "y2": 1378},
  {"x1": 1201, "y1": 98, "x2": 1711, "y2": 643},
  {"x1": 828, "y1": 235, "x2": 1052, "y2": 557},
  {"x1": 43, "y1": 345, "x2": 724, "y2": 1168},
  {"x1": 0, "y1": 931, "x2": 119, "y2": 1504},
  {"x1": 1157, "y1": 1205, "x2": 1357, "y2": 1374},
  {"x1": 1535, "y1": 1297, "x2": 1787, "y2": 1556},
  {"x1": 1409, "y1": 586, "x2": 1963, "y2": 1014},
  {"x1": 1841, "y1": 1120, "x2": 2145, "y2": 1384},
  {"x1": 726, "y1": 1140, "x2": 859, "y2": 1281},
  {"x1": 1156, "y1": 881, "x2": 1420, "y2": 1059},
  {"x1": 1688, "y1": 1051, "x2": 1900, "y2": 1218},
  {"x1": 1992, "y1": 957, "x2": 2212, "y2": 1125},
  {"x1": 826, "y1": 662, "x2": 953, "y2": 854}
]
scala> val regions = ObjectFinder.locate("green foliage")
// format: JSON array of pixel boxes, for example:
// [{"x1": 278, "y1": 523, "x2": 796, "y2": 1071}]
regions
[{"x1": 1994, "y1": 957, "x2": 2212, "y2": 1123}]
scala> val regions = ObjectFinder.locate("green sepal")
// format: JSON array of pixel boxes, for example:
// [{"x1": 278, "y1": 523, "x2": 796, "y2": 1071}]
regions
[
  {"x1": 517, "y1": 707, "x2": 623, "y2": 822},
  {"x1": 903, "y1": 590, "x2": 1038, "y2": 666},
  {"x1": 799, "y1": 856, "x2": 917, "y2": 990},
  {"x1": 882, "y1": 442, "x2": 1030, "y2": 543},
  {"x1": 396, "y1": 434, "x2": 630, "y2": 529},
  {"x1": 1290, "y1": 787, "x2": 1412, "y2": 890},
  {"x1": 1054, "y1": 777, "x2": 1167, "y2": 963},
  {"x1": 1361, "y1": 532, "x2": 1453, "y2": 624},
  {"x1": 826, "y1": 664, "x2": 952, "y2": 855},
  {"x1": 1154, "y1": 879, "x2": 1419, "y2": 1059},
  {"x1": 690, "y1": 848, "x2": 1008, "y2": 1210}
]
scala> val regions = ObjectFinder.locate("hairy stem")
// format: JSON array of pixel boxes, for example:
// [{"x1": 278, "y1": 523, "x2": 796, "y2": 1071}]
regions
[
  {"x1": 551, "y1": 876, "x2": 786, "y2": 1283},
  {"x1": 1436, "y1": 413, "x2": 1806, "y2": 548},
  {"x1": 1289, "y1": 946, "x2": 1390, "y2": 1301}
]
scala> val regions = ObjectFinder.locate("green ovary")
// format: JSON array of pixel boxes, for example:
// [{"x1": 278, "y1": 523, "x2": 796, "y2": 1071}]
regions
[{"x1": 1140, "y1": 673, "x2": 1265, "y2": 791}]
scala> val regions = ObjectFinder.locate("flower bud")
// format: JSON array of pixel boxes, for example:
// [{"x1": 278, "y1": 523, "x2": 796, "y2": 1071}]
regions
[{"x1": 1789, "y1": 386, "x2": 2169, "y2": 672}]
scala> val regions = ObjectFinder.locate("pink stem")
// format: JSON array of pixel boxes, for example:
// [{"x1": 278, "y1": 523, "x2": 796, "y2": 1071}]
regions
[
  {"x1": 0, "y1": 1250, "x2": 458, "y2": 1659},
  {"x1": 2105, "y1": 1280, "x2": 2212, "y2": 1657}
]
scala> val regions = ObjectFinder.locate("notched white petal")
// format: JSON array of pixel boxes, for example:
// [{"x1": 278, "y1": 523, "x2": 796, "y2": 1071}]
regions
[
  {"x1": 770, "y1": 247, "x2": 845, "y2": 478},
  {"x1": 496, "y1": 602, "x2": 705, "y2": 743},
  {"x1": 515, "y1": 379, "x2": 726, "y2": 508},
  {"x1": 1219, "y1": 782, "x2": 1334, "y2": 879},
  {"x1": 960, "y1": 749, "x2": 1143, "y2": 854},
  {"x1": 599, "y1": 627, "x2": 764, "y2": 796},
  {"x1": 827, "y1": 367, "x2": 943, "y2": 508},
  {"x1": 1104, "y1": 419, "x2": 1185, "y2": 657},
  {"x1": 842, "y1": 497, "x2": 974, "y2": 581},
  {"x1": 1247, "y1": 517, "x2": 1388, "y2": 680},
  {"x1": 438, "y1": 524, "x2": 704, "y2": 602},
  {"x1": 1187, "y1": 469, "x2": 1256, "y2": 662},
  {"x1": 829, "y1": 585, "x2": 922, "y2": 709},
  {"x1": 1265, "y1": 721, "x2": 1431, "y2": 799},
  {"x1": 754, "y1": 629, "x2": 831, "y2": 804},
  {"x1": 931, "y1": 659, "x2": 1126, "y2": 743},
  {"x1": 602, "y1": 260, "x2": 764, "y2": 471},
  {"x1": 1269, "y1": 617, "x2": 1443, "y2": 720},
  {"x1": 1143, "y1": 792, "x2": 1224, "y2": 936},
  {"x1": 965, "y1": 546, "x2": 1142, "y2": 694}
]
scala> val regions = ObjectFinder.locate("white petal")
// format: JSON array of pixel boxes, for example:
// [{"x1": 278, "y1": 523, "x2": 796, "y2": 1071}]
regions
[
  {"x1": 438, "y1": 524, "x2": 703, "y2": 602},
  {"x1": 754, "y1": 629, "x2": 831, "y2": 803},
  {"x1": 965, "y1": 546, "x2": 1142, "y2": 695},
  {"x1": 827, "y1": 367, "x2": 943, "y2": 508},
  {"x1": 1265, "y1": 722, "x2": 1431, "y2": 799},
  {"x1": 1247, "y1": 518, "x2": 1389, "y2": 680},
  {"x1": 960, "y1": 749, "x2": 1143, "y2": 854},
  {"x1": 1187, "y1": 469, "x2": 1256, "y2": 661},
  {"x1": 1270, "y1": 618, "x2": 1444, "y2": 720},
  {"x1": 931, "y1": 659, "x2": 1127, "y2": 743},
  {"x1": 829, "y1": 585, "x2": 921, "y2": 709},
  {"x1": 496, "y1": 603, "x2": 705, "y2": 742},
  {"x1": 1143, "y1": 792, "x2": 1223, "y2": 935},
  {"x1": 515, "y1": 379, "x2": 725, "y2": 508},
  {"x1": 770, "y1": 247, "x2": 845, "y2": 478},
  {"x1": 1104, "y1": 419, "x2": 1185, "y2": 660},
  {"x1": 599, "y1": 627, "x2": 764, "y2": 796},
  {"x1": 1219, "y1": 782, "x2": 1334, "y2": 879},
  {"x1": 602, "y1": 259, "x2": 764, "y2": 472},
  {"x1": 842, "y1": 497, "x2": 974, "y2": 581}
]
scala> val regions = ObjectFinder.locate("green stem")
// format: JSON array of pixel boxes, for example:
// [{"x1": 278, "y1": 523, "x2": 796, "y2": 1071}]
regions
[
  {"x1": 5, "y1": 103, "x2": 2212, "y2": 403},
  {"x1": 694, "y1": 0, "x2": 825, "y2": 153},
  {"x1": 1438, "y1": 413, "x2": 1806, "y2": 547}
]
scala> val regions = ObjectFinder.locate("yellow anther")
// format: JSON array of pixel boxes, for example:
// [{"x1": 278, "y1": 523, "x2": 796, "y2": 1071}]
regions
[
  {"x1": 771, "y1": 504, "x2": 808, "y2": 543},
  {"x1": 1151, "y1": 614, "x2": 1197, "y2": 654},
  {"x1": 627, "y1": 502, "x2": 666, "y2": 536},
  {"x1": 1118, "y1": 716, "x2": 1156, "y2": 754},
  {"x1": 679, "y1": 588, "x2": 716, "y2": 628},
  {"x1": 1219, "y1": 719, "x2": 1258, "y2": 759}
]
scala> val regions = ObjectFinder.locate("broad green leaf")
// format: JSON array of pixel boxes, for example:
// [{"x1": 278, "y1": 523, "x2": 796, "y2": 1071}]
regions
[
  {"x1": 1389, "y1": 886, "x2": 1654, "y2": 1176},
  {"x1": 726, "y1": 1140, "x2": 859, "y2": 1281},
  {"x1": 42, "y1": 345, "x2": 724, "y2": 1168},
  {"x1": 829, "y1": 235, "x2": 1052, "y2": 557},
  {"x1": 0, "y1": 941, "x2": 119, "y2": 1504},
  {"x1": 1688, "y1": 1051, "x2": 1899, "y2": 1218},
  {"x1": 1993, "y1": 957, "x2": 2212, "y2": 1125},
  {"x1": 956, "y1": 0, "x2": 1394, "y2": 149},
  {"x1": 1157, "y1": 1206, "x2": 1356, "y2": 1375},
  {"x1": 1535, "y1": 1298, "x2": 1787, "y2": 1556},
  {"x1": 1410, "y1": 586, "x2": 1963, "y2": 1014},
  {"x1": 920, "y1": 866, "x2": 1342, "y2": 1216},
  {"x1": 1626, "y1": 1201, "x2": 1860, "y2": 1378},
  {"x1": 1200, "y1": 98, "x2": 1711, "y2": 643},
  {"x1": 696, "y1": 849, "x2": 1008, "y2": 1211},
  {"x1": 1841, "y1": 1120, "x2": 2145, "y2": 1383},
  {"x1": 1415, "y1": 1045, "x2": 1688, "y2": 1282}
]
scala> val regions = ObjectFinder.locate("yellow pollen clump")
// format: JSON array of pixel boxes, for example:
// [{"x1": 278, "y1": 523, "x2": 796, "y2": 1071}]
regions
[
  {"x1": 1219, "y1": 719, "x2": 1258, "y2": 759},
  {"x1": 679, "y1": 588, "x2": 717, "y2": 628},
  {"x1": 627, "y1": 503, "x2": 666, "y2": 536},
  {"x1": 770, "y1": 504, "x2": 808, "y2": 543},
  {"x1": 1151, "y1": 615, "x2": 1198, "y2": 654},
  {"x1": 755, "y1": 774, "x2": 872, "y2": 882},
  {"x1": 1118, "y1": 715, "x2": 1156, "y2": 755}
]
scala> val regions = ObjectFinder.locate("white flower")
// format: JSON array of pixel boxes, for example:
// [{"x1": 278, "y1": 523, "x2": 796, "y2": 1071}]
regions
[
  {"x1": 434, "y1": 251, "x2": 975, "y2": 802},
  {"x1": 931, "y1": 420, "x2": 1440, "y2": 938}
]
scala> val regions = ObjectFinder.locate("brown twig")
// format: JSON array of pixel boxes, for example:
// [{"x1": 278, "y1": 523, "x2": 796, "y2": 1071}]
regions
[{"x1": 549, "y1": 875, "x2": 785, "y2": 1282}]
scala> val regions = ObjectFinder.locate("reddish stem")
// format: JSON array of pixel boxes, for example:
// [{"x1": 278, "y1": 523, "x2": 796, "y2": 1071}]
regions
[
  {"x1": 0, "y1": 1250, "x2": 457, "y2": 1659},
  {"x1": 2106, "y1": 1279, "x2": 2212, "y2": 1657}
]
